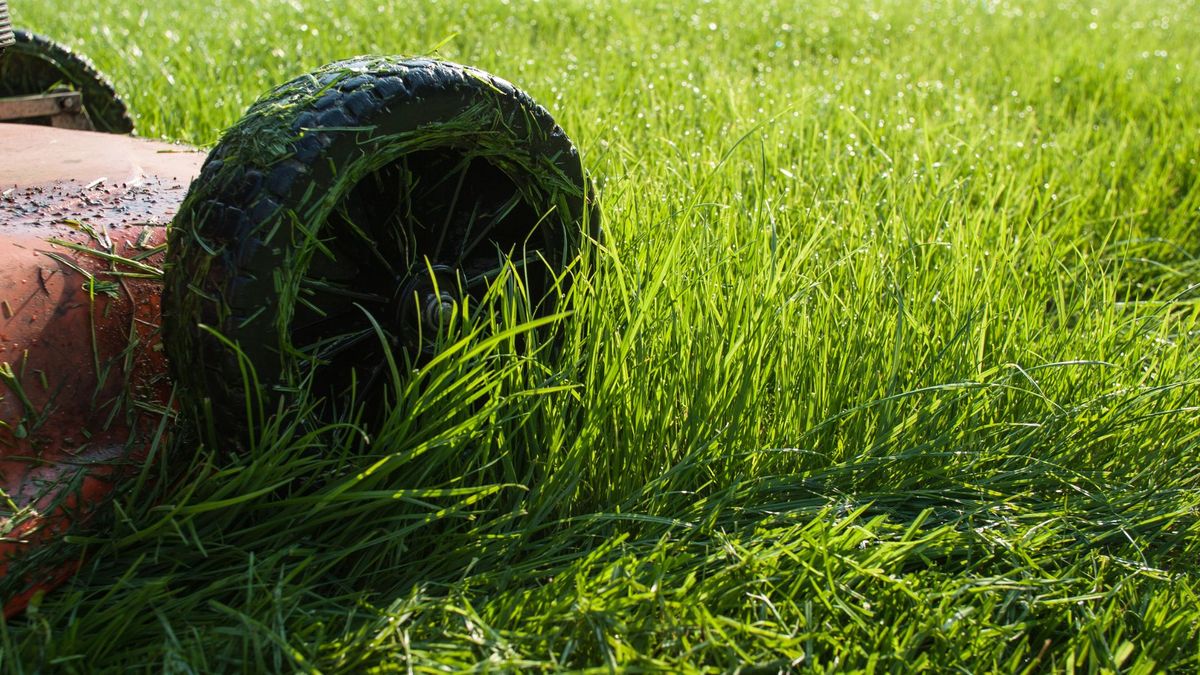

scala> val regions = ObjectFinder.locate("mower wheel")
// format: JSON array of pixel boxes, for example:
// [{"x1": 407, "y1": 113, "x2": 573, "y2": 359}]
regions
[
  {"x1": 164, "y1": 57, "x2": 595, "y2": 444},
  {"x1": 0, "y1": 30, "x2": 134, "y2": 133}
]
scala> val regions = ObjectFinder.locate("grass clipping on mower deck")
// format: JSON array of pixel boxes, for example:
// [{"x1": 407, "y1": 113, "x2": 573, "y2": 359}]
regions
[{"x1": 166, "y1": 57, "x2": 589, "y2": 431}]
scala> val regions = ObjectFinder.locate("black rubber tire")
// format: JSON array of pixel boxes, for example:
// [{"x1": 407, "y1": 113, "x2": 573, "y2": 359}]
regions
[
  {"x1": 0, "y1": 30, "x2": 133, "y2": 134},
  {"x1": 164, "y1": 56, "x2": 596, "y2": 444}
]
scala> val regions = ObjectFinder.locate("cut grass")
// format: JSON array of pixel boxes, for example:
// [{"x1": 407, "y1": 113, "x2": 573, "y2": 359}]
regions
[{"x1": 3, "y1": 0, "x2": 1199, "y2": 671}]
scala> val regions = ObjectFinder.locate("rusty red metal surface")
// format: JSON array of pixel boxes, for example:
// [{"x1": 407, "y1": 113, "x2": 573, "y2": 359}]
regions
[{"x1": 0, "y1": 123, "x2": 203, "y2": 616}]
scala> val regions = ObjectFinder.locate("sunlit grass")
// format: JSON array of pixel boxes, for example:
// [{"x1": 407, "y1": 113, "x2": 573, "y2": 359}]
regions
[{"x1": 3, "y1": 0, "x2": 1198, "y2": 670}]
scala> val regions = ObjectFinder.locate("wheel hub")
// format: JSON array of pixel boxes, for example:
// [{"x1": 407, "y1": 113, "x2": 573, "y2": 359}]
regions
[
  {"x1": 423, "y1": 291, "x2": 457, "y2": 331},
  {"x1": 396, "y1": 264, "x2": 466, "y2": 353}
]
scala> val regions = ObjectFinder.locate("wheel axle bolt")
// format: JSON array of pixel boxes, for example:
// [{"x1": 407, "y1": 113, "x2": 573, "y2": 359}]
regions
[{"x1": 423, "y1": 292, "x2": 456, "y2": 331}]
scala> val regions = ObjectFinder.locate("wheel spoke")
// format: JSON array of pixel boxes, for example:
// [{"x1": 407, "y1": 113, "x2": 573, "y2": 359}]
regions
[
  {"x1": 458, "y1": 189, "x2": 528, "y2": 262},
  {"x1": 464, "y1": 253, "x2": 542, "y2": 289},
  {"x1": 432, "y1": 157, "x2": 474, "y2": 263},
  {"x1": 332, "y1": 201, "x2": 399, "y2": 278},
  {"x1": 298, "y1": 327, "x2": 378, "y2": 363},
  {"x1": 291, "y1": 296, "x2": 369, "y2": 333},
  {"x1": 299, "y1": 277, "x2": 390, "y2": 304}
]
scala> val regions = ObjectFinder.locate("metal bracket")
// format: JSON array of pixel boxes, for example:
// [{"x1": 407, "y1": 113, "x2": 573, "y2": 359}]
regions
[
  {"x1": 0, "y1": 0, "x2": 12, "y2": 54},
  {"x1": 0, "y1": 90, "x2": 96, "y2": 131}
]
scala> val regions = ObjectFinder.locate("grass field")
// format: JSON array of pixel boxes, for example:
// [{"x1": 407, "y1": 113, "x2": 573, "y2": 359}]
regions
[{"x1": 5, "y1": 0, "x2": 1200, "y2": 671}]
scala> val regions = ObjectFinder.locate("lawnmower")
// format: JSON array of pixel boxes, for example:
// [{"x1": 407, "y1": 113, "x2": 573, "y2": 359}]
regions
[{"x1": 0, "y1": 1, "x2": 595, "y2": 617}]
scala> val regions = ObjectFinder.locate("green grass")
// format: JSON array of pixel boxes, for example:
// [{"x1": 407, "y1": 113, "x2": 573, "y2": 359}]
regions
[{"x1": 5, "y1": 0, "x2": 1200, "y2": 671}]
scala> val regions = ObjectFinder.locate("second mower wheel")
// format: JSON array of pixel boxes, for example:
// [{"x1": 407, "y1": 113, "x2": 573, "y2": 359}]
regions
[{"x1": 0, "y1": 30, "x2": 133, "y2": 133}]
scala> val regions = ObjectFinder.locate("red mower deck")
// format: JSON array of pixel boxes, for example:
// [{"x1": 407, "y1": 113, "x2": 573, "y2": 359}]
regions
[{"x1": 0, "y1": 123, "x2": 203, "y2": 616}]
